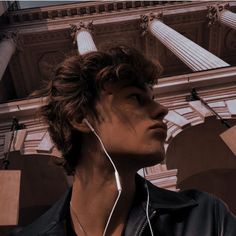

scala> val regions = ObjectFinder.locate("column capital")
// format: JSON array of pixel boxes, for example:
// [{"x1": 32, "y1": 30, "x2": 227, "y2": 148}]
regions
[
  {"x1": 0, "y1": 31, "x2": 18, "y2": 44},
  {"x1": 207, "y1": 3, "x2": 230, "y2": 26},
  {"x1": 70, "y1": 21, "x2": 94, "y2": 45},
  {"x1": 140, "y1": 12, "x2": 163, "y2": 36},
  {"x1": 0, "y1": 31, "x2": 23, "y2": 51}
]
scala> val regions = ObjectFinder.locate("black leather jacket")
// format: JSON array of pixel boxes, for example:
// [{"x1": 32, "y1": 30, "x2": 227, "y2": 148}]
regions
[{"x1": 14, "y1": 176, "x2": 236, "y2": 236}]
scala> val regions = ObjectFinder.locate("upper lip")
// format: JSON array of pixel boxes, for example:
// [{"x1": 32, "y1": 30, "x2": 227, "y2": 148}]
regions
[{"x1": 149, "y1": 122, "x2": 167, "y2": 131}]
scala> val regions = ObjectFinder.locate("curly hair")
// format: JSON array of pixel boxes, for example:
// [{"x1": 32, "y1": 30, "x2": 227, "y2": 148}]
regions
[{"x1": 37, "y1": 45, "x2": 162, "y2": 174}]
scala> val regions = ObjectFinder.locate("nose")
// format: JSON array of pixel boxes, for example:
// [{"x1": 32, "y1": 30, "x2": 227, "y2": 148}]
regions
[{"x1": 150, "y1": 101, "x2": 168, "y2": 120}]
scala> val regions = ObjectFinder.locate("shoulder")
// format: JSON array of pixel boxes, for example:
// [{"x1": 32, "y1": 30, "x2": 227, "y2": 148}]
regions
[
  {"x1": 147, "y1": 178, "x2": 234, "y2": 215},
  {"x1": 181, "y1": 188, "x2": 218, "y2": 203},
  {"x1": 178, "y1": 188, "x2": 236, "y2": 221},
  {"x1": 181, "y1": 188, "x2": 230, "y2": 209}
]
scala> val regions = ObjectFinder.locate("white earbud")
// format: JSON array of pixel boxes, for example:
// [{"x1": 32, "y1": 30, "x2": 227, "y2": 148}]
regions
[{"x1": 83, "y1": 118, "x2": 95, "y2": 132}]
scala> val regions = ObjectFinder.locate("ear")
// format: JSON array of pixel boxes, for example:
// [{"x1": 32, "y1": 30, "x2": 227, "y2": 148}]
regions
[{"x1": 70, "y1": 117, "x2": 92, "y2": 133}]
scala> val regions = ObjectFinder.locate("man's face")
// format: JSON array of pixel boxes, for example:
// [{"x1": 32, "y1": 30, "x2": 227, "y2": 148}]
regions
[{"x1": 92, "y1": 80, "x2": 168, "y2": 169}]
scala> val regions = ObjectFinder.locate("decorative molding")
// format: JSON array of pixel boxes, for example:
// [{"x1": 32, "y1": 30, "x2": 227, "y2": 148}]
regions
[
  {"x1": 22, "y1": 30, "x2": 71, "y2": 45},
  {"x1": 145, "y1": 164, "x2": 179, "y2": 191},
  {"x1": 0, "y1": 31, "x2": 18, "y2": 43},
  {"x1": 97, "y1": 30, "x2": 141, "y2": 52},
  {"x1": 155, "y1": 66, "x2": 236, "y2": 96},
  {"x1": 1, "y1": 126, "x2": 62, "y2": 159},
  {"x1": 95, "y1": 20, "x2": 138, "y2": 35},
  {"x1": 1, "y1": 1, "x2": 188, "y2": 25},
  {"x1": 164, "y1": 110, "x2": 190, "y2": 128},
  {"x1": 160, "y1": 91, "x2": 236, "y2": 144},
  {"x1": 2, "y1": 2, "x2": 232, "y2": 35},
  {"x1": 140, "y1": 12, "x2": 163, "y2": 36},
  {"x1": 70, "y1": 21, "x2": 94, "y2": 45},
  {"x1": 0, "y1": 30, "x2": 22, "y2": 51},
  {"x1": 225, "y1": 99, "x2": 236, "y2": 116},
  {"x1": 207, "y1": 3, "x2": 230, "y2": 26},
  {"x1": 37, "y1": 51, "x2": 65, "y2": 78},
  {"x1": 188, "y1": 100, "x2": 212, "y2": 118},
  {"x1": 166, "y1": 10, "x2": 206, "y2": 25}
]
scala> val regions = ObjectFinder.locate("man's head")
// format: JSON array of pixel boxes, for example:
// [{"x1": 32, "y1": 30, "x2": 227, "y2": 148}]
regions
[{"x1": 40, "y1": 45, "x2": 167, "y2": 174}]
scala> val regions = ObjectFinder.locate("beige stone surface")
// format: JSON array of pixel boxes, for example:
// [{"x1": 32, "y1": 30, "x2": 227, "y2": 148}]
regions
[
  {"x1": 220, "y1": 125, "x2": 236, "y2": 156},
  {"x1": 0, "y1": 170, "x2": 21, "y2": 226}
]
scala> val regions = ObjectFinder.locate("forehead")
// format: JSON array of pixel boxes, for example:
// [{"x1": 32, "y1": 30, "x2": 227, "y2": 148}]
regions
[{"x1": 101, "y1": 79, "x2": 153, "y2": 96}]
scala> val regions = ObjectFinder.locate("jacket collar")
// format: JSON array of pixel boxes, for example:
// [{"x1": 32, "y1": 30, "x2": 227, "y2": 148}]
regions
[{"x1": 122, "y1": 175, "x2": 198, "y2": 236}]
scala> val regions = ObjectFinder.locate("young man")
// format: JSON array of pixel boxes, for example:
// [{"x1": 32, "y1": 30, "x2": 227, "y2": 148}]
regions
[{"x1": 15, "y1": 46, "x2": 236, "y2": 235}]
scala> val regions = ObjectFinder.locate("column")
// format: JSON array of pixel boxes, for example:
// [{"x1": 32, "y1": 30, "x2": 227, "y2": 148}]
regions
[
  {"x1": 70, "y1": 21, "x2": 97, "y2": 55},
  {"x1": 208, "y1": 3, "x2": 236, "y2": 30},
  {"x1": 0, "y1": 32, "x2": 17, "y2": 81},
  {"x1": 140, "y1": 13, "x2": 230, "y2": 71}
]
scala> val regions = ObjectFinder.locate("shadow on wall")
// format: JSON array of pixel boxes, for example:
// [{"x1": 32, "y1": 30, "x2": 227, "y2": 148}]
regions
[
  {"x1": 0, "y1": 153, "x2": 69, "y2": 236},
  {"x1": 166, "y1": 116, "x2": 236, "y2": 214}
]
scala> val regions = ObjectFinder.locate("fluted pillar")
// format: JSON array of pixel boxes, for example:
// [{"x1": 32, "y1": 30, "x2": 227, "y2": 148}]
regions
[
  {"x1": 0, "y1": 32, "x2": 17, "y2": 81},
  {"x1": 70, "y1": 21, "x2": 97, "y2": 55},
  {"x1": 141, "y1": 13, "x2": 230, "y2": 71},
  {"x1": 208, "y1": 3, "x2": 236, "y2": 30}
]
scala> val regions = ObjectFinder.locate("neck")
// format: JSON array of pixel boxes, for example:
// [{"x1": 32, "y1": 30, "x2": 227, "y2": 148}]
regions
[{"x1": 70, "y1": 151, "x2": 137, "y2": 236}]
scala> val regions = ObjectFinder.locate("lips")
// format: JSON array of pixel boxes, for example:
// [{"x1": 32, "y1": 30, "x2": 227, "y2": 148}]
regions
[
  {"x1": 149, "y1": 122, "x2": 167, "y2": 139},
  {"x1": 150, "y1": 122, "x2": 167, "y2": 131}
]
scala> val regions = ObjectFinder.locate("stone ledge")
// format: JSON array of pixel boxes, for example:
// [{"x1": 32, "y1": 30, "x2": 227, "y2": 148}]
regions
[{"x1": 1, "y1": 1, "x2": 180, "y2": 25}]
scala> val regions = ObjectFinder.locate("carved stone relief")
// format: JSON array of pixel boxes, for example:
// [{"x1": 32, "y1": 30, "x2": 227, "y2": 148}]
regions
[
  {"x1": 94, "y1": 20, "x2": 138, "y2": 36},
  {"x1": 166, "y1": 11, "x2": 206, "y2": 25},
  {"x1": 37, "y1": 51, "x2": 65, "y2": 78},
  {"x1": 23, "y1": 30, "x2": 71, "y2": 45},
  {"x1": 96, "y1": 30, "x2": 141, "y2": 52}
]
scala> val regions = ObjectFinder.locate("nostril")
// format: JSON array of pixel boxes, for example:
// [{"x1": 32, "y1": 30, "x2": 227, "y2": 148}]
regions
[
  {"x1": 151, "y1": 102, "x2": 168, "y2": 120},
  {"x1": 159, "y1": 104, "x2": 168, "y2": 120}
]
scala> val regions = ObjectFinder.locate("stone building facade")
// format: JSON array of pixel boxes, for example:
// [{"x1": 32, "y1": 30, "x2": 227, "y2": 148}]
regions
[{"x1": 0, "y1": 1, "x2": 236, "y2": 233}]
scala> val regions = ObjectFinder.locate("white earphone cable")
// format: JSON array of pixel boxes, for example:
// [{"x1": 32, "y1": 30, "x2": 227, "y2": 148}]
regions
[
  {"x1": 143, "y1": 168, "x2": 154, "y2": 236},
  {"x1": 83, "y1": 119, "x2": 122, "y2": 236}
]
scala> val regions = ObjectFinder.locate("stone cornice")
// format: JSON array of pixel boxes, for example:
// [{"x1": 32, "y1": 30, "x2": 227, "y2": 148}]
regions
[
  {"x1": 0, "y1": 66, "x2": 236, "y2": 120},
  {"x1": 1, "y1": 1, "x2": 234, "y2": 34},
  {"x1": 0, "y1": 97, "x2": 46, "y2": 120},
  {"x1": 155, "y1": 66, "x2": 236, "y2": 96}
]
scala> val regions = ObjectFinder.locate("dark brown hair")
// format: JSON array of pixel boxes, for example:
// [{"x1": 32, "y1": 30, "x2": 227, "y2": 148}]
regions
[{"x1": 37, "y1": 45, "x2": 162, "y2": 174}]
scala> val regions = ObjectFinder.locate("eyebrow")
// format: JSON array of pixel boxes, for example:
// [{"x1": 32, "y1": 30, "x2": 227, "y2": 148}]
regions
[{"x1": 120, "y1": 82, "x2": 147, "y2": 92}]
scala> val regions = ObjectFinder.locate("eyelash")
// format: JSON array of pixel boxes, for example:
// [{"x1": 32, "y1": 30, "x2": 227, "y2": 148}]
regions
[
  {"x1": 128, "y1": 94, "x2": 140, "y2": 102},
  {"x1": 129, "y1": 94, "x2": 149, "y2": 105}
]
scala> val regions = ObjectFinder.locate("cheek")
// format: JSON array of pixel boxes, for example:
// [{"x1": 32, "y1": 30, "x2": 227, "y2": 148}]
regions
[
  {"x1": 97, "y1": 104, "x2": 150, "y2": 148},
  {"x1": 115, "y1": 105, "x2": 149, "y2": 131}
]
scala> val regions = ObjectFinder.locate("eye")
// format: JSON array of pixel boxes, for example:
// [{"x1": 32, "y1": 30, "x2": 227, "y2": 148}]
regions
[
  {"x1": 129, "y1": 94, "x2": 139, "y2": 100},
  {"x1": 128, "y1": 94, "x2": 143, "y2": 104}
]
